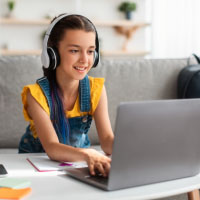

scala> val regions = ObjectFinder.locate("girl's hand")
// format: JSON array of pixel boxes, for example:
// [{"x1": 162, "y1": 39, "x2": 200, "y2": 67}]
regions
[{"x1": 82, "y1": 149, "x2": 111, "y2": 177}]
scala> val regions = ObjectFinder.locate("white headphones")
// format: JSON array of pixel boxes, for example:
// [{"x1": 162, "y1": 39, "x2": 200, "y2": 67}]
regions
[
  {"x1": 41, "y1": 14, "x2": 69, "y2": 70},
  {"x1": 41, "y1": 14, "x2": 100, "y2": 70}
]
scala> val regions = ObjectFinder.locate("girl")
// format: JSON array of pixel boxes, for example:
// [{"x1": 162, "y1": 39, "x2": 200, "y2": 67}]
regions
[{"x1": 18, "y1": 14, "x2": 114, "y2": 177}]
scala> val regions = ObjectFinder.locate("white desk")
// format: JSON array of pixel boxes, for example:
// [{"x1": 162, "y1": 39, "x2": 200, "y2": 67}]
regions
[{"x1": 0, "y1": 153, "x2": 200, "y2": 200}]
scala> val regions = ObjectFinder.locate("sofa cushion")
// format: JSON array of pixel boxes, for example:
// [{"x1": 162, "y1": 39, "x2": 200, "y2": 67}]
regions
[{"x1": 0, "y1": 56, "x2": 43, "y2": 148}]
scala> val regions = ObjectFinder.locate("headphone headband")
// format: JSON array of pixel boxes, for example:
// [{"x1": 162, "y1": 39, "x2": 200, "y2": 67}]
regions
[
  {"x1": 41, "y1": 13, "x2": 100, "y2": 69},
  {"x1": 41, "y1": 14, "x2": 70, "y2": 68}
]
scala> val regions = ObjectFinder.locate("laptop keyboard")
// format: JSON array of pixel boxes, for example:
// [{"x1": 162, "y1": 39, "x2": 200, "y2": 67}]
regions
[
  {"x1": 77, "y1": 167, "x2": 108, "y2": 185},
  {"x1": 86, "y1": 174, "x2": 108, "y2": 185}
]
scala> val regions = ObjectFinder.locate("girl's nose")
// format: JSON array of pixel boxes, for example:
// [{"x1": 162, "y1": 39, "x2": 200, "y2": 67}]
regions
[{"x1": 79, "y1": 52, "x2": 88, "y2": 63}]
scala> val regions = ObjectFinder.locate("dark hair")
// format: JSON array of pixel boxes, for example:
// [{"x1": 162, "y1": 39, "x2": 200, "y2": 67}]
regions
[{"x1": 43, "y1": 14, "x2": 97, "y2": 80}]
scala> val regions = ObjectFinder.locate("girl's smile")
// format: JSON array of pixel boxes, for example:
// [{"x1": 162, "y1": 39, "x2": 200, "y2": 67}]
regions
[{"x1": 73, "y1": 66, "x2": 88, "y2": 73}]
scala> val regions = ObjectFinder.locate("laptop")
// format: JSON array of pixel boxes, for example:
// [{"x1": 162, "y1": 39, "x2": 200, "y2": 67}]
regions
[{"x1": 65, "y1": 99, "x2": 200, "y2": 191}]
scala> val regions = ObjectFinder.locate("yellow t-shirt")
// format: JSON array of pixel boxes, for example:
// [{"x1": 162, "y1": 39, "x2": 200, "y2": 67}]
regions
[{"x1": 21, "y1": 76, "x2": 105, "y2": 138}]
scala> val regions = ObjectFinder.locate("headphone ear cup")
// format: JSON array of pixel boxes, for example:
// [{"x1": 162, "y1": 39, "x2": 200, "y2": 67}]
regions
[
  {"x1": 92, "y1": 50, "x2": 99, "y2": 68},
  {"x1": 47, "y1": 47, "x2": 60, "y2": 70}
]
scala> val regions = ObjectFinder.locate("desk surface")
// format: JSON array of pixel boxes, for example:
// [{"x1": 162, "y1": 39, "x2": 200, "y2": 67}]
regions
[{"x1": 0, "y1": 153, "x2": 200, "y2": 200}]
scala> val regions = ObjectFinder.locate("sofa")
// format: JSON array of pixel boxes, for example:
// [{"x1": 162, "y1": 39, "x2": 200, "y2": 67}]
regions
[{"x1": 0, "y1": 55, "x2": 193, "y2": 199}]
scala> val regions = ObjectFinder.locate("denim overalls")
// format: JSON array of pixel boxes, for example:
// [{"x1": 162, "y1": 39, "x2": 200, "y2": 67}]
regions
[{"x1": 18, "y1": 75, "x2": 92, "y2": 153}]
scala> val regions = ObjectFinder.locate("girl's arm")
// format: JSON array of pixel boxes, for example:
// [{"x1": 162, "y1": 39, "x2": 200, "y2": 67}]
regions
[
  {"x1": 26, "y1": 90, "x2": 111, "y2": 177},
  {"x1": 94, "y1": 85, "x2": 114, "y2": 155}
]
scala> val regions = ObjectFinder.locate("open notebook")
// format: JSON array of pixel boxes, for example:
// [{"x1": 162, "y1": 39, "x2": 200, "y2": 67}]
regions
[{"x1": 27, "y1": 156, "x2": 87, "y2": 172}]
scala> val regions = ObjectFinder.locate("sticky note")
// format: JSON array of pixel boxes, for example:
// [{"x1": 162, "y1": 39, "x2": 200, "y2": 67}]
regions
[
  {"x1": 0, "y1": 187, "x2": 31, "y2": 199},
  {"x1": 0, "y1": 178, "x2": 31, "y2": 189}
]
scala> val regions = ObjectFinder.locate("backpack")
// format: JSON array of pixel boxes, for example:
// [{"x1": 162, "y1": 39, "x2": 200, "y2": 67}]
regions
[{"x1": 177, "y1": 54, "x2": 200, "y2": 98}]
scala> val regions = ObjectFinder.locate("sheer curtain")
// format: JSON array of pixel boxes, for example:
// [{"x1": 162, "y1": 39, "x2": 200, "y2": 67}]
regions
[{"x1": 151, "y1": 0, "x2": 200, "y2": 58}]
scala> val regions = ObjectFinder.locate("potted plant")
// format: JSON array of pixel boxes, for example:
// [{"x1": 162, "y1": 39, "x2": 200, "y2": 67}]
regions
[
  {"x1": 118, "y1": 1, "x2": 137, "y2": 20},
  {"x1": 7, "y1": 0, "x2": 15, "y2": 18}
]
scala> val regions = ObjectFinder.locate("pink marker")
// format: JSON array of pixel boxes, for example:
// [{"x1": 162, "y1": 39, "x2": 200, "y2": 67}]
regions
[{"x1": 59, "y1": 162, "x2": 73, "y2": 167}]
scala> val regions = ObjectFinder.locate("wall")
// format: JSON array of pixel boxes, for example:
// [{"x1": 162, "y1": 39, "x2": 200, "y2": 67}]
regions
[
  {"x1": 0, "y1": 0, "x2": 151, "y2": 56},
  {"x1": 151, "y1": 0, "x2": 200, "y2": 58}
]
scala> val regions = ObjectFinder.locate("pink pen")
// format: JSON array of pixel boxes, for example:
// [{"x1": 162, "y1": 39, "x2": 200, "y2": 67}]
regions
[{"x1": 59, "y1": 162, "x2": 73, "y2": 167}]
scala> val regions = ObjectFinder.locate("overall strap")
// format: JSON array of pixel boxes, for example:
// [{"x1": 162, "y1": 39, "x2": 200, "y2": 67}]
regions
[
  {"x1": 79, "y1": 75, "x2": 91, "y2": 112},
  {"x1": 36, "y1": 77, "x2": 53, "y2": 119},
  {"x1": 36, "y1": 77, "x2": 69, "y2": 144}
]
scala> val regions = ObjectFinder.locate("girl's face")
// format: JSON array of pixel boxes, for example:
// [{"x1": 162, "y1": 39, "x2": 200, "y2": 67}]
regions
[{"x1": 57, "y1": 29, "x2": 96, "y2": 80}]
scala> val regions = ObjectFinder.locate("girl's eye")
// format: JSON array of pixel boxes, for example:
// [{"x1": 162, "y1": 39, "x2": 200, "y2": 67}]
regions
[
  {"x1": 70, "y1": 49, "x2": 79, "y2": 53},
  {"x1": 88, "y1": 50, "x2": 94, "y2": 55}
]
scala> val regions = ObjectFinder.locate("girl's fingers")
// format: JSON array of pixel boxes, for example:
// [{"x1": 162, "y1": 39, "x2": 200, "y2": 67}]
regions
[
  {"x1": 95, "y1": 163, "x2": 105, "y2": 176},
  {"x1": 95, "y1": 159, "x2": 111, "y2": 177},
  {"x1": 86, "y1": 150, "x2": 112, "y2": 177},
  {"x1": 103, "y1": 161, "x2": 111, "y2": 176},
  {"x1": 89, "y1": 162, "x2": 95, "y2": 176}
]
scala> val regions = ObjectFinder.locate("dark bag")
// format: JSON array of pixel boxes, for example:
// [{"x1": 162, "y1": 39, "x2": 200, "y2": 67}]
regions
[{"x1": 177, "y1": 54, "x2": 200, "y2": 98}]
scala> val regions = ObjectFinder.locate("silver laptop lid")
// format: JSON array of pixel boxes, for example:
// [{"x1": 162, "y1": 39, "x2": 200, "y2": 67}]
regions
[{"x1": 108, "y1": 99, "x2": 200, "y2": 190}]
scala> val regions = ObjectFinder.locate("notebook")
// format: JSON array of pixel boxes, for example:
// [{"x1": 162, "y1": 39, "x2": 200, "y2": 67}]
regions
[
  {"x1": 65, "y1": 99, "x2": 200, "y2": 191},
  {"x1": 27, "y1": 156, "x2": 87, "y2": 172}
]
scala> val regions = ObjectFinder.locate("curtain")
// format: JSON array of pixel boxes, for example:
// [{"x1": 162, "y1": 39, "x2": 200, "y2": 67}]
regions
[{"x1": 151, "y1": 0, "x2": 200, "y2": 58}]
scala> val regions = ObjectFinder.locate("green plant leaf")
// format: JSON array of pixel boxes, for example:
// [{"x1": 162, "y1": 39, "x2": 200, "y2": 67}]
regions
[
  {"x1": 8, "y1": 0, "x2": 15, "y2": 11},
  {"x1": 118, "y1": 1, "x2": 136, "y2": 13}
]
